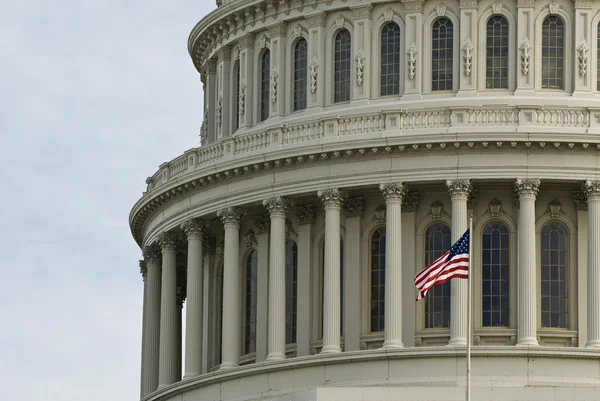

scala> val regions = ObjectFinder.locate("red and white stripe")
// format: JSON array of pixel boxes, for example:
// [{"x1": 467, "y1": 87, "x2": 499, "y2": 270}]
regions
[{"x1": 414, "y1": 251, "x2": 469, "y2": 300}]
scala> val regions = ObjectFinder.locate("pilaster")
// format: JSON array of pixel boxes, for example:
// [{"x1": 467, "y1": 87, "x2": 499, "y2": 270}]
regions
[
  {"x1": 573, "y1": 1, "x2": 592, "y2": 93},
  {"x1": 295, "y1": 205, "x2": 316, "y2": 356},
  {"x1": 401, "y1": 192, "x2": 419, "y2": 347},
  {"x1": 269, "y1": 22, "x2": 287, "y2": 117},
  {"x1": 574, "y1": 190, "x2": 588, "y2": 348},
  {"x1": 401, "y1": 0, "x2": 425, "y2": 96},
  {"x1": 515, "y1": 0, "x2": 535, "y2": 93},
  {"x1": 306, "y1": 13, "x2": 326, "y2": 108},
  {"x1": 238, "y1": 34, "x2": 255, "y2": 129},
  {"x1": 458, "y1": 0, "x2": 478, "y2": 93},
  {"x1": 585, "y1": 181, "x2": 600, "y2": 347},
  {"x1": 216, "y1": 47, "x2": 232, "y2": 139},
  {"x1": 350, "y1": 5, "x2": 373, "y2": 101},
  {"x1": 254, "y1": 214, "x2": 271, "y2": 362},
  {"x1": 204, "y1": 61, "x2": 217, "y2": 144},
  {"x1": 343, "y1": 198, "x2": 363, "y2": 351},
  {"x1": 201, "y1": 238, "x2": 216, "y2": 373},
  {"x1": 141, "y1": 243, "x2": 162, "y2": 397}
]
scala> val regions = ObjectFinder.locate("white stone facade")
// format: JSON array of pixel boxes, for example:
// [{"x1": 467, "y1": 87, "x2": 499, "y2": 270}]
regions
[{"x1": 132, "y1": 0, "x2": 600, "y2": 400}]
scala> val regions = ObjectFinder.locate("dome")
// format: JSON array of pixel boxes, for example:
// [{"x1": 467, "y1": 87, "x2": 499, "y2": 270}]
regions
[{"x1": 132, "y1": 1, "x2": 600, "y2": 400}]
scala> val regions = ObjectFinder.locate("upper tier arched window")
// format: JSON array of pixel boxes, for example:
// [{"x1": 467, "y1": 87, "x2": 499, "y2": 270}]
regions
[
  {"x1": 541, "y1": 222, "x2": 568, "y2": 328},
  {"x1": 370, "y1": 227, "x2": 386, "y2": 333},
  {"x1": 431, "y1": 18, "x2": 454, "y2": 91},
  {"x1": 541, "y1": 15, "x2": 564, "y2": 89},
  {"x1": 334, "y1": 29, "x2": 351, "y2": 103},
  {"x1": 486, "y1": 16, "x2": 509, "y2": 89},
  {"x1": 380, "y1": 22, "x2": 401, "y2": 96},
  {"x1": 425, "y1": 223, "x2": 451, "y2": 328},
  {"x1": 293, "y1": 38, "x2": 308, "y2": 111},
  {"x1": 260, "y1": 50, "x2": 270, "y2": 122},
  {"x1": 482, "y1": 221, "x2": 510, "y2": 327},
  {"x1": 244, "y1": 249, "x2": 258, "y2": 354},
  {"x1": 285, "y1": 240, "x2": 298, "y2": 344}
]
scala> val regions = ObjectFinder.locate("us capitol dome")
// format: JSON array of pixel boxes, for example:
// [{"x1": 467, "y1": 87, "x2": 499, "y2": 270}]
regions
[{"x1": 131, "y1": 0, "x2": 600, "y2": 400}]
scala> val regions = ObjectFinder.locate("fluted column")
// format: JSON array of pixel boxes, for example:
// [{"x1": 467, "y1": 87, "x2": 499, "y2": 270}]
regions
[
  {"x1": 264, "y1": 196, "x2": 290, "y2": 361},
  {"x1": 140, "y1": 244, "x2": 162, "y2": 397},
  {"x1": 181, "y1": 218, "x2": 206, "y2": 378},
  {"x1": 217, "y1": 206, "x2": 244, "y2": 369},
  {"x1": 515, "y1": 178, "x2": 540, "y2": 346},
  {"x1": 447, "y1": 179, "x2": 471, "y2": 346},
  {"x1": 175, "y1": 286, "x2": 185, "y2": 381},
  {"x1": 157, "y1": 232, "x2": 179, "y2": 388},
  {"x1": 318, "y1": 188, "x2": 347, "y2": 354},
  {"x1": 585, "y1": 181, "x2": 600, "y2": 347},
  {"x1": 380, "y1": 183, "x2": 406, "y2": 348}
]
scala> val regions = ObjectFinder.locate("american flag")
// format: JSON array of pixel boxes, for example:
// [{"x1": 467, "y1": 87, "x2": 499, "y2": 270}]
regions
[{"x1": 414, "y1": 229, "x2": 470, "y2": 301}]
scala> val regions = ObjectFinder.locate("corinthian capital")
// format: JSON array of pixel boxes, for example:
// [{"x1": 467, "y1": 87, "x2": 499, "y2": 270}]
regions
[
  {"x1": 263, "y1": 196, "x2": 291, "y2": 217},
  {"x1": 295, "y1": 204, "x2": 317, "y2": 225},
  {"x1": 217, "y1": 206, "x2": 244, "y2": 228},
  {"x1": 142, "y1": 243, "x2": 162, "y2": 263},
  {"x1": 181, "y1": 218, "x2": 207, "y2": 239},
  {"x1": 317, "y1": 188, "x2": 347, "y2": 209},
  {"x1": 584, "y1": 180, "x2": 600, "y2": 199},
  {"x1": 446, "y1": 179, "x2": 472, "y2": 199},
  {"x1": 139, "y1": 260, "x2": 147, "y2": 280},
  {"x1": 158, "y1": 231, "x2": 179, "y2": 250},
  {"x1": 515, "y1": 178, "x2": 541, "y2": 198},
  {"x1": 380, "y1": 183, "x2": 406, "y2": 203}
]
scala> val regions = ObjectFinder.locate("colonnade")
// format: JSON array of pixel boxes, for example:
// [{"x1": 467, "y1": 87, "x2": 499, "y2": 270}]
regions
[{"x1": 138, "y1": 179, "x2": 600, "y2": 398}]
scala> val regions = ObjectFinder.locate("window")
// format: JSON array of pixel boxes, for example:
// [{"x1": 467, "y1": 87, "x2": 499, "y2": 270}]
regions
[
  {"x1": 320, "y1": 237, "x2": 344, "y2": 337},
  {"x1": 234, "y1": 62, "x2": 240, "y2": 131},
  {"x1": 293, "y1": 38, "x2": 308, "y2": 111},
  {"x1": 541, "y1": 222, "x2": 568, "y2": 328},
  {"x1": 380, "y1": 22, "x2": 401, "y2": 96},
  {"x1": 370, "y1": 227, "x2": 386, "y2": 332},
  {"x1": 481, "y1": 222, "x2": 510, "y2": 327},
  {"x1": 486, "y1": 16, "x2": 509, "y2": 89},
  {"x1": 432, "y1": 18, "x2": 454, "y2": 91},
  {"x1": 285, "y1": 241, "x2": 298, "y2": 344},
  {"x1": 541, "y1": 16, "x2": 564, "y2": 89},
  {"x1": 244, "y1": 250, "x2": 258, "y2": 354},
  {"x1": 334, "y1": 29, "x2": 352, "y2": 103},
  {"x1": 260, "y1": 50, "x2": 270, "y2": 122},
  {"x1": 425, "y1": 223, "x2": 451, "y2": 328}
]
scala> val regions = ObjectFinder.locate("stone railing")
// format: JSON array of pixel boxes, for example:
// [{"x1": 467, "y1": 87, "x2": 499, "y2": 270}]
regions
[{"x1": 144, "y1": 106, "x2": 600, "y2": 193}]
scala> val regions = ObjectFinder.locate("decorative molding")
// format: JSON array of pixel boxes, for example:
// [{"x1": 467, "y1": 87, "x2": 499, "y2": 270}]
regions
[
  {"x1": 139, "y1": 260, "x2": 147, "y2": 279},
  {"x1": 254, "y1": 214, "x2": 271, "y2": 234},
  {"x1": 318, "y1": 188, "x2": 347, "y2": 209},
  {"x1": 408, "y1": 43, "x2": 417, "y2": 80},
  {"x1": 380, "y1": 182, "x2": 407, "y2": 202},
  {"x1": 577, "y1": 41, "x2": 589, "y2": 78},
  {"x1": 515, "y1": 178, "x2": 541, "y2": 198},
  {"x1": 239, "y1": 82, "x2": 246, "y2": 115},
  {"x1": 516, "y1": 0, "x2": 535, "y2": 6},
  {"x1": 462, "y1": 40, "x2": 474, "y2": 76},
  {"x1": 487, "y1": 199, "x2": 504, "y2": 217},
  {"x1": 402, "y1": 191, "x2": 420, "y2": 212},
  {"x1": 548, "y1": 0, "x2": 559, "y2": 13},
  {"x1": 467, "y1": 188, "x2": 478, "y2": 210},
  {"x1": 573, "y1": 190, "x2": 588, "y2": 211},
  {"x1": 436, "y1": 2, "x2": 447, "y2": 16},
  {"x1": 270, "y1": 68, "x2": 279, "y2": 103},
  {"x1": 546, "y1": 199, "x2": 562, "y2": 218},
  {"x1": 285, "y1": 219, "x2": 297, "y2": 237},
  {"x1": 263, "y1": 196, "x2": 291, "y2": 216},
  {"x1": 429, "y1": 201, "x2": 445, "y2": 219},
  {"x1": 142, "y1": 243, "x2": 162, "y2": 263},
  {"x1": 460, "y1": 0, "x2": 477, "y2": 7},
  {"x1": 181, "y1": 218, "x2": 207, "y2": 239},
  {"x1": 295, "y1": 204, "x2": 317, "y2": 225},
  {"x1": 374, "y1": 204, "x2": 386, "y2": 222},
  {"x1": 306, "y1": 12, "x2": 327, "y2": 27},
  {"x1": 344, "y1": 197, "x2": 364, "y2": 218},
  {"x1": 401, "y1": 0, "x2": 425, "y2": 12},
  {"x1": 383, "y1": 8, "x2": 394, "y2": 21},
  {"x1": 491, "y1": 0, "x2": 502, "y2": 13},
  {"x1": 334, "y1": 16, "x2": 347, "y2": 29},
  {"x1": 217, "y1": 206, "x2": 244, "y2": 227},
  {"x1": 356, "y1": 52, "x2": 365, "y2": 86},
  {"x1": 216, "y1": 96, "x2": 223, "y2": 127},
  {"x1": 350, "y1": 4, "x2": 373, "y2": 19},
  {"x1": 293, "y1": 0, "x2": 304, "y2": 12},
  {"x1": 291, "y1": 24, "x2": 307, "y2": 41},
  {"x1": 258, "y1": 34, "x2": 270, "y2": 50},
  {"x1": 158, "y1": 231, "x2": 179, "y2": 250},
  {"x1": 584, "y1": 180, "x2": 600, "y2": 198},
  {"x1": 519, "y1": 41, "x2": 531, "y2": 76},
  {"x1": 244, "y1": 229, "x2": 257, "y2": 248},
  {"x1": 310, "y1": 57, "x2": 318, "y2": 93}
]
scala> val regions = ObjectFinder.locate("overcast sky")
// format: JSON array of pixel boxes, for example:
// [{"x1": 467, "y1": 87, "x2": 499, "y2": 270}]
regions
[{"x1": 0, "y1": 1, "x2": 213, "y2": 400}]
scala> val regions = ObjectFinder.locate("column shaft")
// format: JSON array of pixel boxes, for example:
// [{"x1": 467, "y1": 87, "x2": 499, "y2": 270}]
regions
[
  {"x1": 140, "y1": 262, "x2": 148, "y2": 398},
  {"x1": 586, "y1": 181, "x2": 600, "y2": 347},
  {"x1": 295, "y1": 205, "x2": 316, "y2": 356},
  {"x1": 141, "y1": 245, "x2": 162, "y2": 397}
]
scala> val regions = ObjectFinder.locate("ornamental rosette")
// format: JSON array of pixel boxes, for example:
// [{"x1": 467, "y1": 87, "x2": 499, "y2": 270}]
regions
[
  {"x1": 295, "y1": 204, "x2": 317, "y2": 225},
  {"x1": 380, "y1": 183, "x2": 406, "y2": 203},
  {"x1": 515, "y1": 178, "x2": 541, "y2": 198},
  {"x1": 344, "y1": 197, "x2": 364, "y2": 218},
  {"x1": 446, "y1": 179, "x2": 472, "y2": 199},
  {"x1": 217, "y1": 206, "x2": 244, "y2": 228},
  {"x1": 181, "y1": 218, "x2": 207, "y2": 239},
  {"x1": 263, "y1": 196, "x2": 291, "y2": 217},
  {"x1": 317, "y1": 188, "x2": 347, "y2": 209},
  {"x1": 142, "y1": 243, "x2": 162, "y2": 263},
  {"x1": 158, "y1": 231, "x2": 180, "y2": 250},
  {"x1": 584, "y1": 180, "x2": 600, "y2": 199}
]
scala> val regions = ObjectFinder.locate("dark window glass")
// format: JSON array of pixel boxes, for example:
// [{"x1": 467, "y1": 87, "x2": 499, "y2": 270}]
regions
[
  {"x1": 432, "y1": 18, "x2": 454, "y2": 91},
  {"x1": 541, "y1": 16, "x2": 564, "y2": 89},
  {"x1": 486, "y1": 16, "x2": 509, "y2": 89},
  {"x1": 294, "y1": 39, "x2": 308, "y2": 111},
  {"x1": 244, "y1": 250, "x2": 258, "y2": 354},
  {"x1": 541, "y1": 222, "x2": 568, "y2": 328},
  {"x1": 425, "y1": 223, "x2": 452, "y2": 328},
  {"x1": 371, "y1": 227, "x2": 386, "y2": 332},
  {"x1": 234, "y1": 62, "x2": 240, "y2": 131},
  {"x1": 334, "y1": 29, "x2": 352, "y2": 103},
  {"x1": 380, "y1": 22, "x2": 401, "y2": 96},
  {"x1": 285, "y1": 241, "x2": 298, "y2": 344},
  {"x1": 481, "y1": 222, "x2": 510, "y2": 327},
  {"x1": 260, "y1": 50, "x2": 270, "y2": 122}
]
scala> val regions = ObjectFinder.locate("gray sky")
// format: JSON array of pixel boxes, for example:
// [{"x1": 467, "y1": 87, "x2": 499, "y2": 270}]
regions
[{"x1": 0, "y1": 1, "x2": 213, "y2": 400}]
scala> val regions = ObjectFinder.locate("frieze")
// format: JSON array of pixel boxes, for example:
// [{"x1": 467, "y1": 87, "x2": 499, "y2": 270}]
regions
[
  {"x1": 306, "y1": 12, "x2": 327, "y2": 27},
  {"x1": 401, "y1": 0, "x2": 425, "y2": 12},
  {"x1": 350, "y1": 4, "x2": 373, "y2": 19}
]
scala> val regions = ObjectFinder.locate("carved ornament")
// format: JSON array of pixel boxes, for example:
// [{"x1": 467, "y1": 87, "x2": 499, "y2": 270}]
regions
[
  {"x1": 202, "y1": 237, "x2": 216, "y2": 255},
  {"x1": 429, "y1": 201, "x2": 445, "y2": 218},
  {"x1": 139, "y1": 260, "x2": 147, "y2": 279},
  {"x1": 380, "y1": 182, "x2": 407, "y2": 202},
  {"x1": 344, "y1": 197, "x2": 364, "y2": 218},
  {"x1": 374, "y1": 204, "x2": 386, "y2": 222},
  {"x1": 515, "y1": 178, "x2": 541, "y2": 198},
  {"x1": 408, "y1": 43, "x2": 417, "y2": 80},
  {"x1": 263, "y1": 196, "x2": 291, "y2": 216},
  {"x1": 573, "y1": 190, "x2": 588, "y2": 211},
  {"x1": 181, "y1": 218, "x2": 207, "y2": 239},
  {"x1": 310, "y1": 58, "x2": 318, "y2": 93},
  {"x1": 295, "y1": 204, "x2": 317, "y2": 225},
  {"x1": 547, "y1": 199, "x2": 562, "y2": 217},
  {"x1": 487, "y1": 199, "x2": 504, "y2": 217},
  {"x1": 270, "y1": 69, "x2": 279, "y2": 103},
  {"x1": 142, "y1": 243, "x2": 162, "y2": 263},
  {"x1": 402, "y1": 191, "x2": 420, "y2": 212},
  {"x1": 217, "y1": 206, "x2": 244, "y2": 227},
  {"x1": 584, "y1": 180, "x2": 600, "y2": 198},
  {"x1": 244, "y1": 229, "x2": 257, "y2": 247},
  {"x1": 577, "y1": 41, "x2": 589, "y2": 77},
  {"x1": 158, "y1": 231, "x2": 179, "y2": 250},
  {"x1": 318, "y1": 188, "x2": 347, "y2": 209},
  {"x1": 254, "y1": 214, "x2": 271, "y2": 234},
  {"x1": 462, "y1": 40, "x2": 474, "y2": 76},
  {"x1": 446, "y1": 179, "x2": 472, "y2": 198},
  {"x1": 519, "y1": 41, "x2": 531, "y2": 76},
  {"x1": 356, "y1": 52, "x2": 365, "y2": 86}
]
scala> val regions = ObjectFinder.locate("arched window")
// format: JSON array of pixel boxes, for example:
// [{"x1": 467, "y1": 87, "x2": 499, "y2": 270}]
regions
[
  {"x1": 320, "y1": 237, "x2": 344, "y2": 337},
  {"x1": 432, "y1": 18, "x2": 454, "y2": 91},
  {"x1": 260, "y1": 50, "x2": 270, "y2": 122},
  {"x1": 233, "y1": 62, "x2": 240, "y2": 131},
  {"x1": 541, "y1": 222, "x2": 568, "y2": 328},
  {"x1": 486, "y1": 16, "x2": 509, "y2": 89},
  {"x1": 285, "y1": 240, "x2": 298, "y2": 344},
  {"x1": 425, "y1": 223, "x2": 451, "y2": 328},
  {"x1": 293, "y1": 38, "x2": 308, "y2": 111},
  {"x1": 334, "y1": 29, "x2": 352, "y2": 103},
  {"x1": 482, "y1": 222, "x2": 510, "y2": 327},
  {"x1": 541, "y1": 16, "x2": 564, "y2": 89},
  {"x1": 370, "y1": 227, "x2": 386, "y2": 332},
  {"x1": 380, "y1": 22, "x2": 401, "y2": 96},
  {"x1": 244, "y1": 250, "x2": 258, "y2": 354}
]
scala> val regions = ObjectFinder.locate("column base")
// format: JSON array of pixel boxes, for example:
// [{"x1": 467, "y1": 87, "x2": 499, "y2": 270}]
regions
[
  {"x1": 320, "y1": 345, "x2": 342, "y2": 354},
  {"x1": 219, "y1": 361, "x2": 239, "y2": 370},
  {"x1": 382, "y1": 340, "x2": 404, "y2": 349},
  {"x1": 266, "y1": 352, "x2": 286, "y2": 362},
  {"x1": 585, "y1": 339, "x2": 600, "y2": 348},
  {"x1": 516, "y1": 337, "x2": 539, "y2": 346},
  {"x1": 447, "y1": 338, "x2": 467, "y2": 347}
]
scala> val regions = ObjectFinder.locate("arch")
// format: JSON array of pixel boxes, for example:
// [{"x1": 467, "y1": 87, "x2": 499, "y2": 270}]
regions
[
  {"x1": 477, "y1": 7, "x2": 516, "y2": 91},
  {"x1": 423, "y1": 10, "x2": 460, "y2": 93},
  {"x1": 534, "y1": 7, "x2": 573, "y2": 92},
  {"x1": 325, "y1": 17, "x2": 354, "y2": 105},
  {"x1": 371, "y1": 10, "x2": 406, "y2": 98}
]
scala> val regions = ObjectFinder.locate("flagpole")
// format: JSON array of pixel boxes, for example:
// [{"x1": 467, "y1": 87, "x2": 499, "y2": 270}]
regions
[{"x1": 466, "y1": 216, "x2": 473, "y2": 401}]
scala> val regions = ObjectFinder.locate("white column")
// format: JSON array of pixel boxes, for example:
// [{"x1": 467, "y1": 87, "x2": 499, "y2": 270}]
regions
[
  {"x1": 217, "y1": 207, "x2": 244, "y2": 369},
  {"x1": 254, "y1": 215, "x2": 270, "y2": 362},
  {"x1": 139, "y1": 260, "x2": 148, "y2": 398},
  {"x1": 380, "y1": 184, "x2": 406, "y2": 348},
  {"x1": 263, "y1": 196, "x2": 290, "y2": 361},
  {"x1": 295, "y1": 205, "x2": 316, "y2": 356},
  {"x1": 318, "y1": 188, "x2": 347, "y2": 354},
  {"x1": 515, "y1": 178, "x2": 540, "y2": 346},
  {"x1": 157, "y1": 232, "x2": 179, "y2": 388},
  {"x1": 342, "y1": 199, "x2": 363, "y2": 351},
  {"x1": 175, "y1": 286, "x2": 184, "y2": 381},
  {"x1": 447, "y1": 179, "x2": 471, "y2": 346},
  {"x1": 181, "y1": 218, "x2": 206, "y2": 379},
  {"x1": 585, "y1": 181, "x2": 600, "y2": 347},
  {"x1": 140, "y1": 244, "x2": 162, "y2": 397}
]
